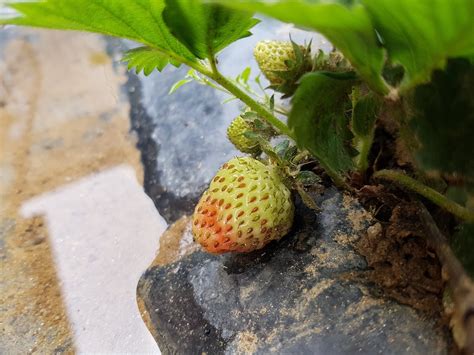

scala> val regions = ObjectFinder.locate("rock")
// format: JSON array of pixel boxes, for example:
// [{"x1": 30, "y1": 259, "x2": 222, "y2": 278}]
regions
[
  {"x1": 126, "y1": 69, "x2": 239, "y2": 222},
  {"x1": 137, "y1": 189, "x2": 448, "y2": 354}
]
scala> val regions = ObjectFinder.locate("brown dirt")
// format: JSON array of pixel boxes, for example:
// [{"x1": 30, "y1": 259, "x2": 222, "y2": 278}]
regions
[
  {"x1": 356, "y1": 201, "x2": 444, "y2": 314},
  {"x1": 234, "y1": 331, "x2": 259, "y2": 354},
  {"x1": 0, "y1": 29, "x2": 143, "y2": 352},
  {"x1": 343, "y1": 193, "x2": 374, "y2": 232},
  {"x1": 152, "y1": 216, "x2": 199, "y2": 267},
  {"x1": 1, "y1": 217, "x2": 74, "y2": 353}
]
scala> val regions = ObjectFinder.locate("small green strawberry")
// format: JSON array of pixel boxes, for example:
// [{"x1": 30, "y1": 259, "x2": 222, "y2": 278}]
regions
[
  {"x1": 227, "y1": 115, "x2": 261, "y2": 155},
  {"x1": 254, "y1": 40, "x2": 311, "y2": 96},
  {"x1": 192, "y1": 157, "x2": 294, "y2": 254},
  {"x1": 254, "y1": 40, "x2": 296, "y2": 84}
]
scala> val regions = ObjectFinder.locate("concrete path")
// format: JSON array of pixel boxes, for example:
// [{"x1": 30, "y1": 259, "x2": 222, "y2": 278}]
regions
[{"x1": 0, "y1": 28, "x2": 164, "y2": 353}]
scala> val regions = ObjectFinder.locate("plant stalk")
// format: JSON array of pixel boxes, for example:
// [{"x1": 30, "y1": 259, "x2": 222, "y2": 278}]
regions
[
  {"x1": 373, "y1": 169, "x2": 474, "y2": 223},
  {"x1": 197, "y1": 57, "x2": 295, "y2": 139},
  {"x1": 355, "y1": 135, "x2": 373, "y2": 173},
  {"x1": 213, "y1": 72, "x2": 295, "y2": 139},
  {"x1": 186, "y1": 58, "x2": 350, "y2": 188},
  {"x1": 311, "y1": 153, "x2": 349, "y2": 190}
]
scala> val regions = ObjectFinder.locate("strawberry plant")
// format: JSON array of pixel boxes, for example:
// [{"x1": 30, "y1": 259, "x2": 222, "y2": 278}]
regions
[{"x1": 2, "y1": 0, "x2": 474, "y2": 350}]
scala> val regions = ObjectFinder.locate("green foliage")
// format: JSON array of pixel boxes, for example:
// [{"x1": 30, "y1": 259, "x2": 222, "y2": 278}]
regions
[
  {"x1": 289, "y1": 72, "x2": 355, "y2": 185},
  {"x1": 163, "y1": 0, "x2": 259, "y2": 59},
  {"x1": 122, "y1": 47, "x2": 180, "y2": 76},
  {"x1": 2, "y1": 0, "x2": 195, "y2": 61},
  {"x1": 451, "y1": 223, "x2": 474, "y2": 278},
  {"x1": 313, "y1": 50, "x2": 353, "y2": 73},
  {"x1": 237, "y1": 67, "x2": 252, "y2": 84},
  {"x1": 446, "y1": 186, "x2": 469, "y2": 207},
  {"x1": 219, "y1": 0, "x2": 388, "y2": 94},
  {"x1": 274, "y1": 140, "x2": 290, "y2": 158},
  {"x1": 1, "y1": 0, "x2": 258, "y2": 72},
  {"x1": 351, "y1": 91, "x2": 382, "y2": 172},
  {"x1": 168, "y1": 78, "x2": 193, "y2": 94},
  {"x1": 351, "y1": 92, "x2": 381, "y2": 138},
  {"x1": 411, "y1": 58, "x2": 474, "y2": 176},
  {"x1": 218, "y1": 0, "x2": 474, "y2": 93},
  {"x1": 363, "y1": 0, "x2": 474, "y2": 91},
  {"x1": 296, "y1": 171, "x2": 321, "y2": 186}
]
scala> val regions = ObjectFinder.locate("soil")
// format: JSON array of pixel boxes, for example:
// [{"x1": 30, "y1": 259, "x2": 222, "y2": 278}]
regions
[
  {"x1": 347, "y1": 107, "x2": 447, "y2": 318},
  {"x1": 153, "y1": 215, "x2": 199, "y2": 267},
  {"x1": 0, "y1": 29, "x2": 142, "y2": 352},
  {"x1": 348, "y1": 176, "x2": 447, "y2": 323}
]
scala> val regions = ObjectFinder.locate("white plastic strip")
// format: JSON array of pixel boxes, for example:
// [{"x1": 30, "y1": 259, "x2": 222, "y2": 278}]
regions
[{"x1": 21, "y1": 165, "x2": 166, "y2": 354}]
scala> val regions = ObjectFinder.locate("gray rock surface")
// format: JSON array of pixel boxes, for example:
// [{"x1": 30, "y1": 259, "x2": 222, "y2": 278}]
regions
[{"x1": 137, "y1": 189, "x2": 448, "y2": 354}]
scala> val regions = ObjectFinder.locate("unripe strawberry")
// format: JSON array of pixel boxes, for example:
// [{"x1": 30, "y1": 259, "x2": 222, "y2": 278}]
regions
[
  {"x1": 192, "y1": 157, "x2": 294, "y2": 254},
  {"x1": 254, "y1": 40, "x2": 305, "y2": 85},
  {"x1": 227, "y1": 115, "x2": 260, "y2": 154}
]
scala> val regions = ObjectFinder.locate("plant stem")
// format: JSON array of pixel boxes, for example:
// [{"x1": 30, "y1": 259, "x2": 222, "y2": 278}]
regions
[
  {"x1": 314, "y1": 154, "x2": 350, "y2": 190},
  {"x1": 354, "y1": 135, "x2": 373, "y2": 173},
  {"x1": 214, "y1": 72, "x2": 295, "y2": 139},
  {"x1": 174, "y1": 56, "x2": 351, "y2": 188},
  {"x1": 197, "y1": 58, "x2": 295, "y2": 139},
  {"x1": 374, "y1": 169, "x2": 474, "y2": 222}
]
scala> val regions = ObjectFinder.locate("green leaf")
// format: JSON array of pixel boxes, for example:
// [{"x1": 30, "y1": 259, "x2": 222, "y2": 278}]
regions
[
  {"x1": 351, "y1": 91, "x2": 381, "y2": 172},
  {"x1": 169, "y1": 78, "x2": 193, "y2": 95},
  {"x1": 290, "y1": 72, "x2": 355, "y2": 184},
  {"x1": 123, "y1": 47, "x2": 180, "y2": 76},
  {"x1": 363, "y1": 0, "x2": 474, "y2": 91},
  {"x1": 221, "y1": 96, "x2": 239, "y2": 104},
  {"x1": 411, "y1": 58, "x2": 474, "y2": 176},
  {"x1": 351, "y1": 92, "x2": 382, "y2": 138},
  {"x1": 241, "y1": 111, "x2": 258, "y2": 121},
  {"x1": 274, "y1": 140, "x2": 290, "y2": 158},
  {"x1": 295, "y1": 184, "x2": 319, "y2": 211},
  {"x1": 297, "y1": 170, "x2": 322, "y2": 186},
  {"x1": 1, "y1": 0, "x2": 196, "y2": 71},
  {"x1": 163, "y1": 0, "x2": 259, "y2": 59},
  {"x1": 446, "y1": 186, "x2": 469, "y2": 207},
  {"x1": 284, "y1": 146, "x2": 298, "y2": 162},
  {"x1": 243, "y1": 131, "x2": 259, "y2": 141},
  {"x1": 241, "y1": 67, "x2": 251, "y2": 84},
  {"x1": 269, "y1": 95, "x2": 275, "y2": 111},
  {"x1": 215, "y1": 0, "x2": 389, "y2": 94},
  {"x1": 253, "y1": 119, "x2": 264, "y2": 130},
  {"x1": 451, "y1": 223, "x2": 474, "y2": 278}
]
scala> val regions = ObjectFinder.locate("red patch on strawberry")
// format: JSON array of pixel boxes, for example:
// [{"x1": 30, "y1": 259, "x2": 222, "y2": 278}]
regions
[{"x1": 192, "y1": 157, "x2": 294, "y2": 254}]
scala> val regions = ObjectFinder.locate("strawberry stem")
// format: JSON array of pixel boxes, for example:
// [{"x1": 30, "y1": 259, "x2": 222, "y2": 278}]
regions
[
  {"x1": 354, "y1": 135, "x2": 374, "y2": 173},
  {"x1": 200, "y1": 57, "x2": 295, "y2": 140},
  {"x1": 214, "y1": 72, "x2": 295, "y2": 139},
  {"x1": 176, "y1": 57, "x2": 350, "y2": 189},
  {"x1": 373, "y1": 169, "x2": 474, "y2": 223}
]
